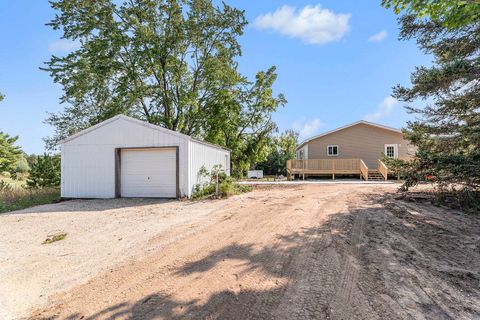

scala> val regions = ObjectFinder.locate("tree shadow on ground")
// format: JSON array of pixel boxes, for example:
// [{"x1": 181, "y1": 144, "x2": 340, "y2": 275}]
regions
[
  {"x1": 58, "y1": 287, "x2": 289, "y2": 320},
  {"x1": 38, "y1": 192, "x2": 480, "y2": 320}
]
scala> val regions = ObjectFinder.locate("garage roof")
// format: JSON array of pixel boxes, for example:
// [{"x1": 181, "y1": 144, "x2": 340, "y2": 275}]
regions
[{"x1": 59, "y1": 115, "x2": 230, "y2": 152}]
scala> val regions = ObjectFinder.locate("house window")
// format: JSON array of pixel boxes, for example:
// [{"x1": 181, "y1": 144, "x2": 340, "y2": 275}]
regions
[
  {"x1": 385, "y1": 144, "x2": 397, "y2": 158},
  {"x1": 327, "y1": 145, "x2": 339, "y2": 156}
]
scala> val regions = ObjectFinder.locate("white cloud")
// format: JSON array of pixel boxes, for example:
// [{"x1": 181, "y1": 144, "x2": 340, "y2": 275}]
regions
[
  {"x1": 363, "y1": 96, "x2": 398, "y2": 122},
  {"x1": 49, "y1": 39, "x2": 80, "y2": 53},
  {"x1": 254, "y1": 5, "x2": 351, "y2": 45},
  {"x1": 368, "y1": 30, "x2": 388, "y2": 43},
  {"x1": 293, "y1": 117, "x2": 324, "y2": 139}
]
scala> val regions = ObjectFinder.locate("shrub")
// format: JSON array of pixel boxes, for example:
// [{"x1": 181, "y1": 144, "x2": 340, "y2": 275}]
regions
[
  {"x1": 192, "y1": 166, "x2": 251, "y2": 200},
  {"x1": 218, "y1": 176, "x2": 251, "y2": 197},
  {"x1": 27, "y1": 154, "x2": 60, "y2": 188},
  {"x1": 15, "y1": 157, "x2": 30, "y2": 174},
  {"x1": 192, "y1": 183, "x2": 216, "y2": 200}
]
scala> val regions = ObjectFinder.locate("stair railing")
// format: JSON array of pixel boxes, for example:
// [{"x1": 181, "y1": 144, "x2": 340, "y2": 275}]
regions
[
  {"x1": 359, "y1": 160, "x2": 369, "y2": 181},
  {"x1": 377, "y1": 159, "x2": 388, "y2": 181}
]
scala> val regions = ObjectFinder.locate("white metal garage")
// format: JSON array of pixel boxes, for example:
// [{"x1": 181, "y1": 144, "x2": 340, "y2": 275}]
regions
[{"x1": 59, "y1": 115, "x2": 230, "y2": 199}]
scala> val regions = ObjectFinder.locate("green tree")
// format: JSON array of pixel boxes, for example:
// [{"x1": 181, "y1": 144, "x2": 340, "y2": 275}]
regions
[
  {"x1": 256, "y1": 130, "x2": 298, "y2": 176},
  {"x1": 15, "y1": 156, "x2": 30, "y2": 174},
  {"x1": 0, "y1": 132, "x2": 22, "y2": 173},
  {"x1": 27, "y1": 154, "x2": 61, "y2": 188},
  {"x1": 382, "y1": 0, "x2": 480, "y2": 28},
  {"x1": 43, "y1": 0, "x2": 284, "y2": 176},
  {"x1": 25, "y1": 153, "x2": 38, "y2": 169},
  {"x1": 44, "y1": 0, "x2": 246, "y2": 138},
  {"x1": 203, "y1": 67, "x2": 286, "y2": 176},
  {"x1": 384, "y1": 3, "x2": 480, "y2": 201},
  {"x1": 0, "y1": 92, "x2": 4, "y2": 102}
]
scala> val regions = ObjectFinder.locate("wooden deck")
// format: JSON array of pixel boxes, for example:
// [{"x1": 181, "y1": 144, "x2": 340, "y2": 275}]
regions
[{"x1": 286, "y1": 159, "x2": 389, "y2": 181}]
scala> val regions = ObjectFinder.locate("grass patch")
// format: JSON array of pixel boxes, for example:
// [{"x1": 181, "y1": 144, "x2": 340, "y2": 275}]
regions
[
  {"x1": 0, "y1": 186, "x2": 60, "y2": 214},
  {"x1": 42, "y1": 232, "x2": 67, "y2": 244}
]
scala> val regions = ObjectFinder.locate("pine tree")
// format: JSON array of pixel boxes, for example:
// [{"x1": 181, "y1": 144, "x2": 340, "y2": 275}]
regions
[
  {"x1": 392, "y1": 14, "x2": 480, "y2": 193},
  {"x1": 27, "y1": 154, "x2": 61, "y2": 188},
  {"x1": 0, "y1": 132, "x2": 22, "y2": 173}
]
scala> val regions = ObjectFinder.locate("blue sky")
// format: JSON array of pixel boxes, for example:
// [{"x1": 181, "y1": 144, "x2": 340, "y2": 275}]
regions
[{"x1": 0, "y1": 1, "x2": 431, "y2": 154}]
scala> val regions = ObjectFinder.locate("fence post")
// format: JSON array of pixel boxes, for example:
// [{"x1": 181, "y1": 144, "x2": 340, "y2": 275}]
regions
[
  {"x1": 332, "y1": 160, "x2": 335, "y2": 180},
  {"x1": 302, "y1": 160, "x2": 305, "y2": 180}
]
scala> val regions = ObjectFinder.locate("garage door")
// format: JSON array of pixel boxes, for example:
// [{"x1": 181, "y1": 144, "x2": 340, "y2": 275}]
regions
[{"x1": 120, "y1": 148, "x2": 177, "y2": 198}]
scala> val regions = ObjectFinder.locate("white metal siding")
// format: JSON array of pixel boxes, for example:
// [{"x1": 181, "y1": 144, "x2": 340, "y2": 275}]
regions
[
  {"x1": 188, "y1": 140, "x2": 230, "y2": 197},
  {"x1": 120, "y1": 148, "x2": 176, "y2": 198},
  {"x1": 61, "y1": 117, "x2": 189, "y2": 198},
  {"x1": 61, "y1": 116, "x2": 230, "y2": 198},
  {"x1": 61, "y1": 145, "x2": 115, "y2": 198}
]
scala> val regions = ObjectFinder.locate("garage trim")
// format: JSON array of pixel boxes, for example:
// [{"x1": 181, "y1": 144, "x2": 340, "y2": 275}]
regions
[{"x1": 114, "y1": 146, "x2": 180, "y2": 199}]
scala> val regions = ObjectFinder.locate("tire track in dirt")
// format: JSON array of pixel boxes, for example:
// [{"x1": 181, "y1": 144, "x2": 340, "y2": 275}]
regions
[
  {"x1": 272, "y1": 191, "x2": 356, "y2": 319},
  {"x1": 327, "y1": 203, "x2": 385, "y2": 320},
  {"x1": 334, "y1": 213, "x2": 365, "y2": 304}
]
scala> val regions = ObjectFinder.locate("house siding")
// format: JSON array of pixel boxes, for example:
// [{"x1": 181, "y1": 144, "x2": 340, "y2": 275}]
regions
[
  {"x1": 296, "y1": 144, "x2": 308, "y2": 160},
  {"x1": 305, "y1": 123, "x2": 414, "y2": 168}
]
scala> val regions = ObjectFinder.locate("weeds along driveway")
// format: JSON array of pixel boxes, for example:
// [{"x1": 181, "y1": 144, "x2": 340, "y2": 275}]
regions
[{"x1": 1, "y1": 185, "x2": 479, "y2": 320}]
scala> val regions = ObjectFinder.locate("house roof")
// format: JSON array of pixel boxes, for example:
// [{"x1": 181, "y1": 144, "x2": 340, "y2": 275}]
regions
[
  {"x1": 59, "y1": 115, "x2": 230, "y2": 152},
  {"x1": 296, "y1": 120, "x2": 402, "y2": 150}
]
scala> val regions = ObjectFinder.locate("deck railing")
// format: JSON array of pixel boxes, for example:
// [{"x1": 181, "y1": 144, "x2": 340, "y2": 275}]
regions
[
  {"x1": 287, "y1": 158, "x2": 372, "y2": 180},
  {"x1": 286, "y1": 158, "x2": 391, "y2": 181},
  {"x1": 287, "y1": 159, "x2": 360, "y2": 172}
]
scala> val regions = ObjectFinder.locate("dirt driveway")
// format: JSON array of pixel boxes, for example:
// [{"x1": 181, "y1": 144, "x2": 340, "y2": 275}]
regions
[{"x1": 1, "y1": 184, "x2": 479, "y2": 319}]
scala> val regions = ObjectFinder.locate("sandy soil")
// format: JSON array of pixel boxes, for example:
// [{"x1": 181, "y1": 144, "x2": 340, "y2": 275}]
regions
[
  {"x1": 0, "y1": 198, "x2": 227, "y2": 319},
  {"x1": 1, "y1": 184, "x2": 479, "y2": 319}
]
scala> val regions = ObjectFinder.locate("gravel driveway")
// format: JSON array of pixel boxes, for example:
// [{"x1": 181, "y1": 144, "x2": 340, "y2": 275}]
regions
[
  {"x1": 0, "y1": 198, "x2": 226, "y2": 319},
  {"x1": 1, "y1": 184, "x2": 479, "y2": 319}
]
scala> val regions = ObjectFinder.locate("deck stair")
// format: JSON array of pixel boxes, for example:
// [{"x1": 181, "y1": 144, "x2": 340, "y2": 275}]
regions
[{"x1": 367, "y1": 170, "x2": 385, "y2": 181}]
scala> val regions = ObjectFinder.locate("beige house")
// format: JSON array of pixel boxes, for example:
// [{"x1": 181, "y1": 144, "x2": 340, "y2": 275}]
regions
[{"x1": 288, "y1": 121, "x2": 415, "y2": 180}]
